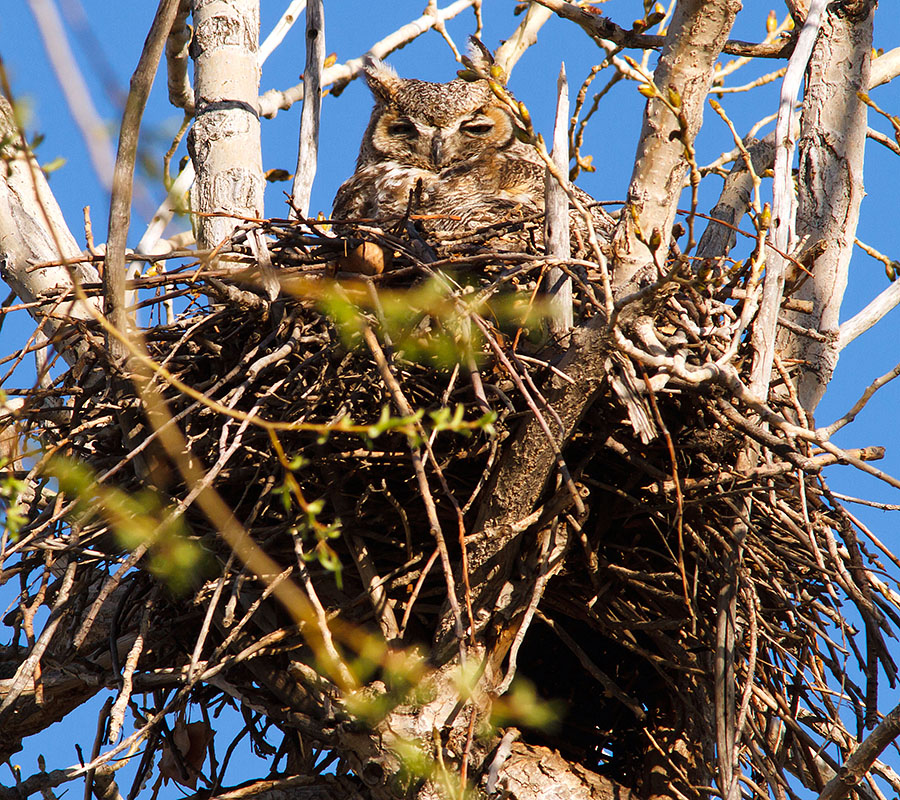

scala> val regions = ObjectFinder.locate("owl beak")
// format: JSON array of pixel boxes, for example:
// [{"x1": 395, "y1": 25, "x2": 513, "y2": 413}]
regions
[{"x1": 430, "y1": 133, "x2": 444, "y2": 169}]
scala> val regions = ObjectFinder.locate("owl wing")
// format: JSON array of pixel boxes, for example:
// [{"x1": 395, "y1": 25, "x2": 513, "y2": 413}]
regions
[{"x1": 331, "y1": 172, "x2": 373, "y2": 221}]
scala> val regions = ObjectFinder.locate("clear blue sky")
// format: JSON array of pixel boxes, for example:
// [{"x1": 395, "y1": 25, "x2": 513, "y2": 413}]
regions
[{"x1": 1, "y1": 1, "x2": 900, "y2": 794}]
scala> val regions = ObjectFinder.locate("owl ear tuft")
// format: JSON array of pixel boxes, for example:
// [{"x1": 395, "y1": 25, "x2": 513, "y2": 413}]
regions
[{"x1": 362, "y1": 56, "x2": 402, "y2": 103}]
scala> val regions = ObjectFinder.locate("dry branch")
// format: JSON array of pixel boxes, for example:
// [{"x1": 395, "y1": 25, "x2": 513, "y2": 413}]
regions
[
  {"x1": 290, "y1": 0, "x2": 324, "y2": 219},
  {"x1": 105, "y1": 0, "x2": 184, "y2": 361}
]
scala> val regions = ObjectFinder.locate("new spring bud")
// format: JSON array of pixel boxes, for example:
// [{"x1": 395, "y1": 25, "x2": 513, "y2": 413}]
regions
[{"x1": 666, "y1": 86, "x2": 682, "y2": 109}]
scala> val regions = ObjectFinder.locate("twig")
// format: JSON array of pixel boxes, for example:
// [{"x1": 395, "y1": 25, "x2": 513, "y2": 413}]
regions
[
  {"x1": 362, "y1": 324, "x2": 468, "y2": 653},
  {"x1": 818, "y1": 361, "x2": 900, "y2": 439},
  {"x1": 107, "y1": 603, "x2": 149, "y2": 742},
  {"x1": 291, "y1": 537, "x2": 355, "y2": 688},
  {"x1": 0, "y1": 557, "x2": 77, "y2": 717}
]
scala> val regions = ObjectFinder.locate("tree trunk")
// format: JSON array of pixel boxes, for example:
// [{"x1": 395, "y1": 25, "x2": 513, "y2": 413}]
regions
[
  {"x1": 189, "y1": 0, "x2": 265, "y2": 249},
  {"x1": 782, "y1": 0, "x2": 874, "y2": 414}
]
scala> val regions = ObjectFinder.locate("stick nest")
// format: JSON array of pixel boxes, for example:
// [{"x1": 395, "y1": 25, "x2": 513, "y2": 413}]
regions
[{"x1": 4, "y1": 216, "x2": 899, "y2": 798}]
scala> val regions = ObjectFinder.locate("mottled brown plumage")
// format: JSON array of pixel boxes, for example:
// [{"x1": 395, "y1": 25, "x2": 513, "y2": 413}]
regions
[{"x1": 332, "y1": 50, "x2": 612, "y2": 255}]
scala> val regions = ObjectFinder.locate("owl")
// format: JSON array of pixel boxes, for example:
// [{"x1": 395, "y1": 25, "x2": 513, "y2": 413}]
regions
[{"x1": 331, "y1": 46, "x2": 612, "y2": 257}]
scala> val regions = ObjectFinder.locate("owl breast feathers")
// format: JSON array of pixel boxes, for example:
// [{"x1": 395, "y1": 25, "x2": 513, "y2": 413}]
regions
[{"x1": 332, "y1": 49, "x2": 612, "y2": 255}]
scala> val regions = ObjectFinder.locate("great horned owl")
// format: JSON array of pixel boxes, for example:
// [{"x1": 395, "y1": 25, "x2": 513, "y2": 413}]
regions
[{"x1": 332, "y1": 49, "x2": 612, "y2": 254}]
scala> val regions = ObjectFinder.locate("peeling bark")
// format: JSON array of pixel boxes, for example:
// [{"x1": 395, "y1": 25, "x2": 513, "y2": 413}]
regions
[
  {"x1": 0, "y1": 96, "x2": 101, "y2": 364},
  {"x1": 189, "y1": 0, "x2": 264, "y2": 249},
  {"x1": 612, "y1": 0, "x2": 741, "y2": 289},
  {"x1": 491, "y1": 743, "x2": 631, "y2": 800},
  {"x1": 783, "y1": 0, "x2": 874, "y2": 414}
]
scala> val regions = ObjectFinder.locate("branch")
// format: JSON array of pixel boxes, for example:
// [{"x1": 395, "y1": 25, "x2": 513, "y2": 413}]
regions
[
  {"x1": 165, "y1": 0, "x2": 193, "y2": 112},
  {"x1": 493, "y1": 2, "x2": 553, "y2": 76},
  {"x1": 870, "y1": 46, "x2": 900, "y2": 89},
  {"x1": 180, "y1": 775, "x2": 367, "y2": 800},
  {"x1": 544, "y1": 63, "x2": 572, "y2": 333},
  {"x1": 0, "y1": 92, "x2": 101, "y2": 366},
  {"x1": 258, "y1": 0, "x2": 307, "y2": 65},
  {"x1": 838, "y1": 279, "x2": 900, "y2": 350},
  {"x1": 258, "y1": 0, "x2": 479, "y2": 117},
  {"x1": 818, "y1": 360, "x2": 900, "y2": 439},
  {"x1": 818, "y1": 701, "x2": 900, "y2": 800},
  {"x1": 695, "y1": 133, "x2": 775, "y2": 260},
  {"x1": 493, "y1": 742, "x2": 633, "y2": 799},
  {"x1": 534, "y1": 0, "x2": 792, "y2": 59},
  {"x1": 105, "y1": 0, "x2": 183, "y2": 361},
  {"x1": 290, "y1": 0, "x2": 324, "y2": 219}
]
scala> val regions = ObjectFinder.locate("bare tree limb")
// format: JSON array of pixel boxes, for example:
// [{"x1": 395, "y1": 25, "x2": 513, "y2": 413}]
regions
[
  {"x1": 838, "y1": 279, "x2": 900, "y2": 350},
  {"x1": 290, "y1": 0, "x2": 324, "y2": 219},
  {"x1": 258, "y1": 0, "x2": 307, "y2": 65},
  {"x1": 494, "y1": 2, "x2": 553, "y2": 76},
  {"x1": 534, "y1": 0, "x2": 791, "y2": 59},
  {"x1": 258, "y1": 0, "x2": 479, "y2": 118},
  {"x1": 105, "y1": 0, "x2": 184, "y2": 362},
  {"x1": 545, "y1": 63, "x2": 572, "y2": 333},
  {"x1": 749, "y1": 0, "x2": 827, "y2": 397},
  {"x1": 869, "y1": 46, "x2": 900, "y2": 89},
  {"x1": 0, "y1": 93, "x2": 101, "y2": 365},
  {"x1": 166, "y1": 0, "x2": 194, "y2": 113},
  {"x1": 818, "y1": 701, "x2": 900, "y2": 800},
  {"x1": 695, "y1": 134, "x2": 775, "y2": 260}
]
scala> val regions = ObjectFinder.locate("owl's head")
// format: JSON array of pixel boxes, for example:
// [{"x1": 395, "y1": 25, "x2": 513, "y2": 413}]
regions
[{"x1": 355, "y1": 50, "x2": 521, "y2": 172}]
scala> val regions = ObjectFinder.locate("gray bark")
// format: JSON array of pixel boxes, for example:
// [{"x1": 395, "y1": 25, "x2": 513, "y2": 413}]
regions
[
  {"x1": 611, "y1": 0, "x2": 741, "y2": 289},
  {"x1": 0, "y1": 96, "x2": 101, "y2": 365},
  {"x1": 189, "y1": 0, "x2": 265, "y2": 249},
  {"x1": 783, "y1": 1, "x2": 874, "y2": 414}
]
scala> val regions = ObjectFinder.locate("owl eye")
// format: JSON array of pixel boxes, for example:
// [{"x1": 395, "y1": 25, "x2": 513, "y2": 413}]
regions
[
  {"x1": 461, "y1": 120, "x2": 494, "y2": 136},
  {"x1": 387, "y1": 119, "x2": 418, "y2": 137}
]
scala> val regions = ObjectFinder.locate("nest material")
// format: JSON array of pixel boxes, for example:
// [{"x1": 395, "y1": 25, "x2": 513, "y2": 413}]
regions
[{"x1": 3, "y1": 215, "x2": 899, "y2": 798}]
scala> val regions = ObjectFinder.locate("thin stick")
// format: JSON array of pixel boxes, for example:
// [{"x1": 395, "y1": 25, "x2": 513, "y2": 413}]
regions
[{"x1": 104, "y1": 0, "x2": 183, "y2": 361}]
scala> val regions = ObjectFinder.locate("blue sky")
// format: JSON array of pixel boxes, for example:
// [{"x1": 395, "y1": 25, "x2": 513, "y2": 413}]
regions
[{"x1": 1, "y1": 0, "x2": 900, "y2": 795}]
